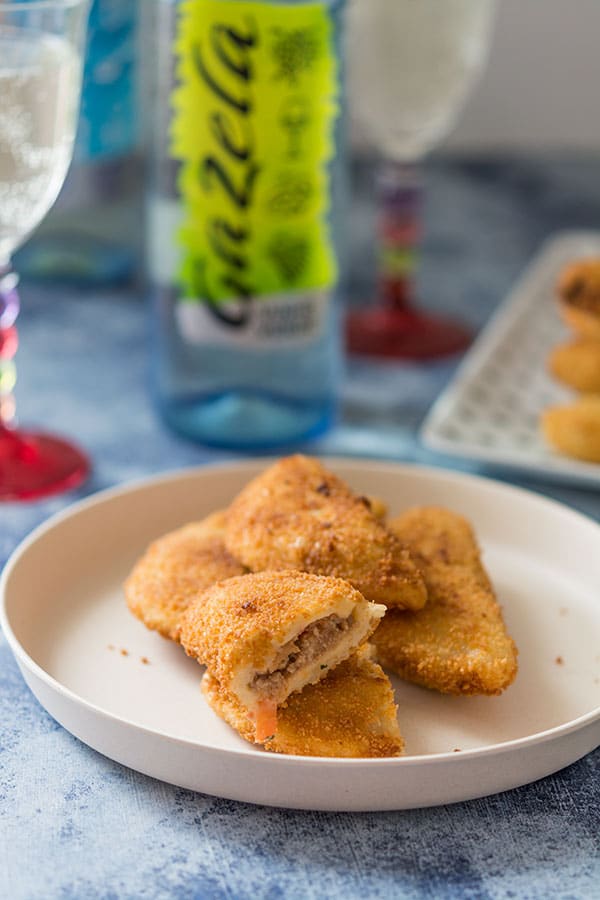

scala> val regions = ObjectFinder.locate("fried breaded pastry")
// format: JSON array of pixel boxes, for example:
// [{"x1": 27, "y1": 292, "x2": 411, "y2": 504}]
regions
[
  {"x1": 202, "y1": 648, "x2": 404, "y2": 757},
  {"x1": 179, "y1": 570, "x2": 385, "y2": 740},
  {"x1": 548, "y1": 338, "x2": 600, "y2": 393},
  {"x1": 125, "y1": 511, "x2": 246, "y2": 641},
  {"x1": 373, "y1": 507, "x2": 518, "y2": 695},
  {"x1": 541, "y1": 396, "x2": 600, "y2": 462},
  {"x1": 558, "y1": 258, "x2": 600, "y2": 339},
  {"x1": 225, "y1": 455, "x2": 427, "y2": 610},
  {"x1": 366, "y1": 495, "x2": 388, "y2": 521}
]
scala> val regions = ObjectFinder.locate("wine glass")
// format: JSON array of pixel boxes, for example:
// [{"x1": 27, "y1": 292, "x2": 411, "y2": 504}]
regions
[
  {"x1": 0, "y1": 0, "x2": 90, "y2": 500},
  {"x1": 346, "y1": 0, "x2": 496, "y2": 359}
]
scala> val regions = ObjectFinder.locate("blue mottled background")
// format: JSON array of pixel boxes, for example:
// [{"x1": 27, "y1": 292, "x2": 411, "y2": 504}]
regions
[{"x1": 2, "y1": 159, "x2": 600, "y2": 899}]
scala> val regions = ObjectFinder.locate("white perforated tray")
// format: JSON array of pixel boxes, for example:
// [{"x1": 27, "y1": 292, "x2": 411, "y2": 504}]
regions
[{"x1": 421, "y1": 232, "x2": 600, "y2": 488}]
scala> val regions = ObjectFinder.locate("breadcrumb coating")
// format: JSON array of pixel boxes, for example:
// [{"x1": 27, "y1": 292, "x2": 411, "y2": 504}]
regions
[
  {"x1": 202, "y1": 649, "x2": 404, "y2": 757},
  {"x1": 179, "y1": 569, "x2": 383, "y2": 701},
  {"x1": 373, "y1": 507, "x2": 518, "y2": 696},
  {"x1": 124, "y1": 511, "x2": 245, "y2": 641},
  {"x1": 224, "y1": 455, "x2": 427, "y2": 610},
  {"x1": 541, "y1": 396, "x2": 600, "y2": 463},
  {"x1": 366, "y1": 495, "x2": 388, "y2": 521}
]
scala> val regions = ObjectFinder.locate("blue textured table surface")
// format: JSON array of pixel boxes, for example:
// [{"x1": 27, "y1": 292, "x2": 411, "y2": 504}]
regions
[{"x1": 2, "y1": 158, "x2": 599, "y2": 899}]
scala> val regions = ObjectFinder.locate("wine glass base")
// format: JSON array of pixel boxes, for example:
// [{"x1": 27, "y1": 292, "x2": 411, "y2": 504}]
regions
[
  {"x1": 346, "y1": 307, "x2": 471, "y2": 360},
  {"x1": 0, "y1": 428, "x2": 90, "y2": 501}
]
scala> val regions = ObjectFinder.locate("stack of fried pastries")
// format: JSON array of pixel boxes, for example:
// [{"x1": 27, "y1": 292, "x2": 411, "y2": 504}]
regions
[
  {"x1": 542, "y1": 258, "x2": 600, "y2": 462},
  {"x1": 125, "y1": 455, "x2": 518, "y2": 758}
]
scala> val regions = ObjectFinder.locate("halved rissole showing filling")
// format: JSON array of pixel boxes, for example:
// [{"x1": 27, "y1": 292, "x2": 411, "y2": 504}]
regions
[
  {"x1": 246, "y1": 612, "x2": 363, "y2": 741},
  {"x1": 177, "y1": 570, "x2": 385, "y2": 742},
  {"x1": 202, "y1": 648, "x2": 405, "y2": 758},
  {"x1": 232, "y1": 596, "x2": 384, "y2": 741},
  {"x1": 251, "y1": 613, "x2": 352, "y2": 701}
]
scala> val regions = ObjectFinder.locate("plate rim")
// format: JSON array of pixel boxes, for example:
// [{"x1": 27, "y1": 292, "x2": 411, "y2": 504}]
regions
[{"x1": 2, "y1": 456, "x2": 600, "y2": 769}]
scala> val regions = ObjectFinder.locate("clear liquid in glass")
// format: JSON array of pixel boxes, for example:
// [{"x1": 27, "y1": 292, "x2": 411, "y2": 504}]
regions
[
  {"x1": 0, "y1": 29, "x2": 80, "y2": 261},
  {"x1": 348, "y1": 0, "x2": 495, "y2": 160}
]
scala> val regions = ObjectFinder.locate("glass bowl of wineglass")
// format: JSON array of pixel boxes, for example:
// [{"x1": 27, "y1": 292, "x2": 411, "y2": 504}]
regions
[
  {"x1": 0, "y1": 0, "x2": 90, "y2": 500},
  {"x1": 346, "y1": 0, "x2": 496, "y2": 359}
]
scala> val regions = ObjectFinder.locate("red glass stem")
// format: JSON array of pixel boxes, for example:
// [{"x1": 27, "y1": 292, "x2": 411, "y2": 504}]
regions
[
  {"x1": 375, "y1": 160, "x2": 423, "y2": 313},
  {"x1": 0, "y1": 263, "x2": 20, "y2": 431}
]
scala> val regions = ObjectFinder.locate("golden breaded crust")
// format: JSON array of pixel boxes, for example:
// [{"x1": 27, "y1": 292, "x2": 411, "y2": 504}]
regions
[
  {"x1": 541, "y1": 396, "x2": 600, "y2": 463},
  {"x1": 390, "y1": 505, "x2": 484, "y2": 572},
  {"x1": 560, "y1": 304, "x2": 600, "y2": 340},
  {"x1": 373, "y1": 507, "x2": 518, "y2": 696},
  {"x1": 548, "y1": 339, "x2": 600, "y2": 393},
  {"x1": 178, "y1": 570, "x2": 380, "y2": 693},
  {"x1": 124, "y1": 511, "x2": 245, "y2": 641},
  {"x1": 225, "y1": 455, "x2": 426, "y2": 610},
  {"x1": 202, "y1": 651, "x2": 404, "y2": 757},
  {"x1": 558, "y1": 259, "x2": 600, "y2": 339},
  {"x1": 366, "y1": 495, "x2": 388, "y2": 521}
]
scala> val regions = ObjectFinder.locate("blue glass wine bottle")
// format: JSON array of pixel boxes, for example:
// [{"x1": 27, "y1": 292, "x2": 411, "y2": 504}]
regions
[{"x1": 146, "y1": 0, "x2": 346, "y2": 450}]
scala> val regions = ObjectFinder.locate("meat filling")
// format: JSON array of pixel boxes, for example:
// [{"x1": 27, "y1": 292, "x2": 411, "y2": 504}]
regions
[{"x1": 251, "y1": 613, "x2": 353, "y2": 700}]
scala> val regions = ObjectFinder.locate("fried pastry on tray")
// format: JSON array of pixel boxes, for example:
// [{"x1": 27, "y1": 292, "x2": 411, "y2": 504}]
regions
[
  {"x1": 178, "y1": 570, "x2": 385, "y2": 741},
  {"x1": 557, "y1": 258, "x2": 600, "y2": 340},
  {"x1": 125, "y1": 511, "x2": 246, "y2": 641},
  {"x1": 541, "y1": 395, "x2": 600, "y2": 463},
  {"x1": 547, "y1": 338, "x2": 600, "y2": 394},
  {"x1": 224, "y1": 455, "x2": 427, "y2": 610},
  {"x1": 373, "y1": 507, "x2": 518, "y2": 696},
  {"x1": 202, "y1": 647, "x2": 404, "y2": 757}
]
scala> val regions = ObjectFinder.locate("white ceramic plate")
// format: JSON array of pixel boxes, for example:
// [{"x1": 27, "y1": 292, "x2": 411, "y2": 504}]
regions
[
  {"x1": 421, "y1": 231, "x2": 600, "y2": 488},
  {"x1": 2, "y1": 459, "x2": 600, "y2": 812}
]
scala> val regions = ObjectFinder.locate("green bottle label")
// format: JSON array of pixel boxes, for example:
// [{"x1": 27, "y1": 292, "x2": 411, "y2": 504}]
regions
[{"x1": 170, "y1": 0, "x2": 340, "y2": 341}]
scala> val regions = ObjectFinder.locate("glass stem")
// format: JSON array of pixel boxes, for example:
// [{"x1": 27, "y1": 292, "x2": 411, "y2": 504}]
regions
[
  {"x1": 376, "y1": 160, "x2": 423, "y2": 313},
  {"x1": 0, "y1": 262, "x2": 20, "y2": 433}
]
